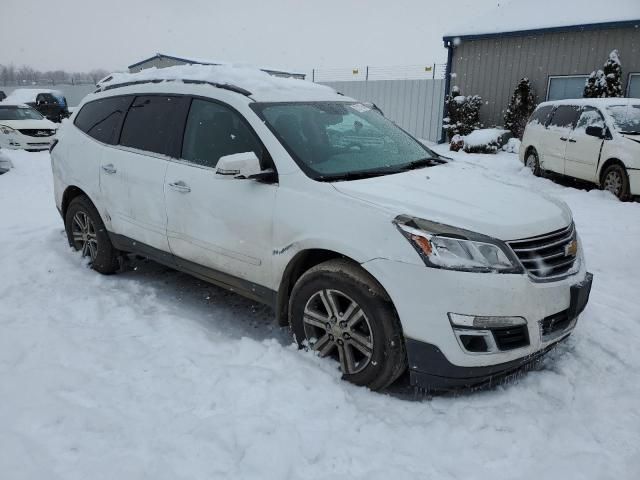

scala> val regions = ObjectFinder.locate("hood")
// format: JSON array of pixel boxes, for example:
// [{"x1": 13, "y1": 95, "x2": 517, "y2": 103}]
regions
[
  {"x1": 332, "y1": 162, "x2": 572, "y2": 241},
  {"x1": 0, "y1": 119, "x2": 58, "y2": 130}
]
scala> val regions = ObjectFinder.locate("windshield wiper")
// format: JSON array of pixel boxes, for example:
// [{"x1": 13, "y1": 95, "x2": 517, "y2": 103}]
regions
[
  {"x1": 621, "y1": 130, "x2": 640, "y2": 135},
  {"x1": 398, "y1": 156, "x2": 446, "y2": 171},
  {"x1": 317, "y1": 170, "x2": 392, "y2": 182}
]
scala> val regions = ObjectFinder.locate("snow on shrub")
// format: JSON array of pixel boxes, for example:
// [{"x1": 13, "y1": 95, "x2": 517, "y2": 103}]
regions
[
  {"x1": 584, "y1": 49, "x2": 623, "y2": 98},
  {"x1": 504, "y1": 78, "x2": 536, "y2": 139},
  {"x1": 502, "y1": 137, "x2": 521, "y2": 154},
  {"x1": 443, "y1": 86, "x2": 483, "y2": 141},
  {"x1": 451, "y1": 128, "x2": 511, "y2": 154}
]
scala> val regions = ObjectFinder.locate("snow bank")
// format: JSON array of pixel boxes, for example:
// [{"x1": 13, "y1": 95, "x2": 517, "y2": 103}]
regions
[
  {"x1": 1, "y1": 149, "x2": 639, "y2": 478},
  {"x1": 99, "y1": 64, "x2": 337, "y2": 100}
]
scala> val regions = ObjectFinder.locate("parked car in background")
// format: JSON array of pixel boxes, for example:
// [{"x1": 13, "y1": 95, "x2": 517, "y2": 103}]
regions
[
  {"x1": 51, "y1": 65, "x2": 592, "y2": 391},
  {"x1": 2, "y1": 89, "x2": 70, "y2": 122},
  {"x1": 0, "y1": 104, "x2": 58, "y2": 151},
  {"x1": 0, "y1": 91, "x2": 6, "y2": 101},
  {"x1": 521, "y1": 98, "x2": 640, "y2": 200}
]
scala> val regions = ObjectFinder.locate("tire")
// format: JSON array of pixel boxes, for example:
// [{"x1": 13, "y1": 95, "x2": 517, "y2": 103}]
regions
[
  {"x1": 601, "y1": 163, "x2": 631, "y2": 201},
  {"x1": 525, "y1": 149, "x2": 542, "y2": 177},
  {"x1": 289, "y1": 259, "x2": 407, "y2": 391},
  {"x1": 65, "y1": 195, "x2": 119, "y2": 274}
]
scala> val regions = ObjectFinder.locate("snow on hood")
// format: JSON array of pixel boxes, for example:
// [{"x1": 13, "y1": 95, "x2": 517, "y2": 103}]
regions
[
  {"x1": 0, "y1": 118, "x2": 58, "y2": 130},
  {"x1": 332, "y1": 161, "x2": 572, "y2": 241},
  {"x1": 99, "y1": 64, "x2": 345, "y2": 102}
]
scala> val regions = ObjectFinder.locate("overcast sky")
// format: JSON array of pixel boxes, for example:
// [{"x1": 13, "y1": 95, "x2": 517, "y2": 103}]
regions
[{"x1": 1, "y1": 0, "x2": 498, "y2": 73}]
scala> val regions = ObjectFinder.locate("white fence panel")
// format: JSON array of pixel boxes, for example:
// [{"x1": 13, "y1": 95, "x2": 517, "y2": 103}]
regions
[{"x1": 320, "y1": 79, "x2": 446, "y2": 143}]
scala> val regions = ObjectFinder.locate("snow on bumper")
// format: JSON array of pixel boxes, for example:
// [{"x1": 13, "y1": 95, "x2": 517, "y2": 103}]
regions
[
  {"x1": 628, "y1": 169, "x2": 640, "y2": 196},
  {"x1": 362, "y1": 257, "x2": 590, "y2": 375},
  {"x1": 0, "y1": 132, "x2": 55, "y2": 150}
]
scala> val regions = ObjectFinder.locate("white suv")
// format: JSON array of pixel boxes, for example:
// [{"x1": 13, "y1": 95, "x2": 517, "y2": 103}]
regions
[
  {"x1": 521, "y1": 98, "x2": 640, "y2": 200},
  {"x1": 51, "y1": 65, "x2": 593, "y2": 391}
]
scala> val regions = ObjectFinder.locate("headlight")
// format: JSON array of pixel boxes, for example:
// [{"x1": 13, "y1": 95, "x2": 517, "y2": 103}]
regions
[
  {"x1": 0, "y1": 125, "x2": 16, "y2": 135},
  {"x1": 394, "y1": 215, "x2": 523, "y2": 273}
]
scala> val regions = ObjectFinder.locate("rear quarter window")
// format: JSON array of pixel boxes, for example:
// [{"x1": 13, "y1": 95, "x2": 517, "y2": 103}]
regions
[
  {"x1": 528, "y1": 105, "x2": 553, "y2": 127},
  {"x1": 74, "y1": 96, "x2": 134, "y2": 145}
]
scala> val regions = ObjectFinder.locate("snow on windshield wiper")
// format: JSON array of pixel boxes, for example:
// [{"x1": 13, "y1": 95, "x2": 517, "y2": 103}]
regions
[
  {"x1": 621, "y1": 130, "x2": 640, "y2": 135},
  {"x1": 399, "y1": 156, "x2": 445, "y2": 171},
  {"x1": 317, "y1": 170, "x2": 392, "y2": 182}
]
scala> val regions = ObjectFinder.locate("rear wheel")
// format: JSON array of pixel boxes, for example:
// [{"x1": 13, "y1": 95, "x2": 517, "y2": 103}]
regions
[
  {"x1": 65, "y1": 195, "x2": 119, "y2": 274},
  {"x1": 601, "y1": 164, "x2": 630, "y2": 201},
  {"x1": 525, "y1": 149, "x2": 542, "y2": 177},
  {"x1": 289, "y1": 259, "x2": 407, "y2": 391}
]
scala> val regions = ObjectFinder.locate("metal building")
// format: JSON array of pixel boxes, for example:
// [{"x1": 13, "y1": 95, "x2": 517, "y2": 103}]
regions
[
  {"x1": 443, "y1": 1, "x2": 640, "y2": 126},
  {"x1": 128, "y1": 53, "x2": 306, "y2": 80}
]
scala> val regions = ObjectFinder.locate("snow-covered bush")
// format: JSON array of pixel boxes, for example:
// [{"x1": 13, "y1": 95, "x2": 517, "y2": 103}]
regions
[
  {"x1": 502, "y1": 137, "x2": 521, "y2": 154},
  {"x1": 443, "y1": 86, "x2": 483, "y2": 141},
  {"x1": 584, "y1": 50, "x2": 622, "y2": 98},
  {"x1": 504, "y1": 78, "x2": 537, "y2": 139},
  {"x1": 454, "y1": 128, "x2": 511, "y2": 154}
]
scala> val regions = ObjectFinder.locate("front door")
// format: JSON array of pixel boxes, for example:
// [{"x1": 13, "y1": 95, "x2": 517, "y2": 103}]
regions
[
  {"x1": 165, "y1": 98, "x2": 277, "y2": 288},
  {"x1": 564, "y1": 107, "x2": 605, "y2": 182},
  {"x1": 542, "y1": 105, "x2": 581, "y2": 175}
]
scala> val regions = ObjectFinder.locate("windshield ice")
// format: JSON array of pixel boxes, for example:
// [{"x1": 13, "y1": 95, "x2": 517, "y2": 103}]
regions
[
  {"x1": 0, "y1": 106, "x2": 44, "y2": 121},
  {"x1": 251, "y1": 102, "x2": 441, "y2": 180},
  {"x1": 606, "y1": 104, "x2": 640, "y2": 134}
]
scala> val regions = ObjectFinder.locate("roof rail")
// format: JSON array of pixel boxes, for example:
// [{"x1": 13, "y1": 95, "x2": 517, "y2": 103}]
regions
[{"x1": 94, "y1": 78, "x2": 252, "y2": 97}]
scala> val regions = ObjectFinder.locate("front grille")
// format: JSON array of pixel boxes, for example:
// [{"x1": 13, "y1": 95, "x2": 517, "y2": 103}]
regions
[
  {"x1": 507, "y1": 223, "x2": 577, "y2": 280},
  {"x1": 492, "y1": 326, "x2": 529, "y2": 351},
  {"x1": 540, "y1": 310, "x2": 572, "y2": 339},
  {"x1": 19, "y1": 129, "x2": 55, "y2": 137}
]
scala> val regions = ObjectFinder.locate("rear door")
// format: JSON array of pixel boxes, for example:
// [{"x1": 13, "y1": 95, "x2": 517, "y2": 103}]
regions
[
  {"x1": 115, "y1": 95, "x2": 190, "y2": 252},
  {"x1": 165, "y1": 98, "x2": 277, "y2": 288},
  {"x1": 542, "y1": 105, "x2": 581, "y2": 175},
  {"x1": 564, "y1": 107, "x2": 606, "y2": 182}
]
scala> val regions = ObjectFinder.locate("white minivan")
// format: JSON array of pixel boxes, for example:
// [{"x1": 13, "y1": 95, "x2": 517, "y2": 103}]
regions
[
  {"x1": 51, "y1": 65, "x2": 592, "y2": 391},
  {"x1": 520, "y1": 98, "x2": 640, "y2": 200}
]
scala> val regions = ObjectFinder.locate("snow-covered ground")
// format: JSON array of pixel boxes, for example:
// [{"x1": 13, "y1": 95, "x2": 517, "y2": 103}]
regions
[{"x1": 1, "y1": 146, "x2": 639, "y2": 479}]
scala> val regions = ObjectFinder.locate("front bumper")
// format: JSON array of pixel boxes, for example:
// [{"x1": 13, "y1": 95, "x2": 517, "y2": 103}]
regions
[
  {"x1": 0, "y1": 133, "x2": 55, "y2": 150},
  {"x1": 362, "y1": 257, "x2": 592, "y2": 389}
]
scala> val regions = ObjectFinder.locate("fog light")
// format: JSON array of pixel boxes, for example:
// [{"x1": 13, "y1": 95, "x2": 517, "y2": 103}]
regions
[{"x1": 448, "y1": 313, "x2": 526, "y2": 329}]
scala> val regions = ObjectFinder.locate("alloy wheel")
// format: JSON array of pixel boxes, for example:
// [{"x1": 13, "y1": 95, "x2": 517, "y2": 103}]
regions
[
  {"x1": 303, "y1": 289, "x2": 374, "y2": 375},
  {"x1": 603, "y1": 170, "x2": 622, "y2": 197},
  {"x1": 71, "y1": 211, "x2": 98, "y2": 261}
]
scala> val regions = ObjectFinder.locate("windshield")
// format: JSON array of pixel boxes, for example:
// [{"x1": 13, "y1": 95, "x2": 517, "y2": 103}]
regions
[
  {"x1": 251, "y1": 102, "x2": 443, "y2": 180},
  {"x1": 606, "y1": 104, "x2": 640, "y2": 134},
  {"x1": 0, "y1": 106, "x2": 44, "y2": 121}
]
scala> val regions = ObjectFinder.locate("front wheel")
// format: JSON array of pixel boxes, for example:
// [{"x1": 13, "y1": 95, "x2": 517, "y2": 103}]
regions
[
  {"x1": 65, "y1": 195, "x2": 119, "y2": 274},
  {"x1": 525, "y1": 149, "x2": 542, "y2": 177},
  {"x1": 289, "y1": 259, "x2": 407, "y2": 391},
  {"x1": 601, "y1": 164, "x2": 631, "y2": 201}
]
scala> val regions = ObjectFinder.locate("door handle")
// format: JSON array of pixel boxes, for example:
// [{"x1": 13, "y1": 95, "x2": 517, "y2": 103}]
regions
[
  {"x1": 168, "y1": 181, "x2": 191, "y2": 193},
  {"x1": 568, "y1": 139, "x2": 577, "y2": 143},
  {"x1": 101, "y1": 164, "x2": 117, "y2": 174},
  {"x1": 560, "y1": 137, "x2": 568, "y2": 141}
]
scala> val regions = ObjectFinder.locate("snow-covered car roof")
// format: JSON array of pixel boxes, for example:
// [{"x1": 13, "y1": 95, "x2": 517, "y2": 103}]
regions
[
  {"x1": 1, "y1": 88, "x2": 65, "y2": 105},
  {"x1": 97, "y1": 64, "x2": 349, "y2": 103},
  {"x1": 444, "y1": 0, "x2": 640, "y2": 38},
  {"x1": 539, "y1": 98, "x2": 640, "y2": 108}
]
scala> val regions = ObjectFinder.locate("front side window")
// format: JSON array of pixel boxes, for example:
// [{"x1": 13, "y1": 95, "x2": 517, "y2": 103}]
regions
[
  {"x1": 606, "y1": 104, "x2": 640, "y2": 134},
  {"x1": 119, "y1": 95, "x2": 190, "y2": 157},
  {"x1": 251, "y1": 102, "x2": 441, "y2": 180},
  {"x1": 548, "y1": 105, "x2": 580, "y2": 130},
  {"x1": 575, "y1": 107, "x2": 606, "y2": 131},
  {"x1": 74, "y1": 96, "x2": 133, "y2": 145},
  {"x1": 181, "y1": 99, "x2": 262, "y2": 168},
  {"x1": 0, "y1": 106, "x2": 44, "y2": 120}
]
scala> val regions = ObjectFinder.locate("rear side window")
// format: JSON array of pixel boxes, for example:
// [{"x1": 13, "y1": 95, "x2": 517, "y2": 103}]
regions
[
  {"x1": 528, "y1": 105, "x2": 553, "y2": 126},
  {"x1": 181, "y1": 99, "x2": 262, "y2": 168},
  {"x1": 74, "y1": 96, "x2": 133, "y2": 145},
  {"x1": 119, "y1": 95, "x2": 190, "y2": 157},
  {"x1": 548, "y1": 105, "x2": 580, "y2": 129}
]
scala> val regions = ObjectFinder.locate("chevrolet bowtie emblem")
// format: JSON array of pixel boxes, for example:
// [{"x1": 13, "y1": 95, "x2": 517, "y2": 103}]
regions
[{"x1": 565, "y1": 239, "x2": 578, "y2": 256}]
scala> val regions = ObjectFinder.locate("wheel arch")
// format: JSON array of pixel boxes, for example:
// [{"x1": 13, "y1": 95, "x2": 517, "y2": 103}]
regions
[
  {"x1": 275, "y1": 249, "x2": 392, "y2": 326},
  {"x1": 61, "y1": 185, "x2": 93, "y2": 219},
  {"x1": 598, "y1": 157, "x2": 627, "y2": 184}
]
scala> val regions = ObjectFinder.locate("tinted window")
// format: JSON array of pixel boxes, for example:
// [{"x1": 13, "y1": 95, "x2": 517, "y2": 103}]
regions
[
  {"x1": 120, "y1": 95, "x2": 190, "y2": 157},
  {"x1": 549, "y1": 106, "x2": 580, "y2": 129},
  {"x1": 528, "y1": 105, "x2": 553, "y2": 126},
  {"x1": 74, "y1": 96, "x2": 133, "y2": 145},
  {"x1": 181, "y1": 99, "x2": 262, "y2": 168}
]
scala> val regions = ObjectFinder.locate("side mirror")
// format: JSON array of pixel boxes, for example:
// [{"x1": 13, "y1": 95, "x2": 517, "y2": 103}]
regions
[
  {"x1": 215, "y1": 151, "x2": 273, "y2": 180},
  {"x1": 585, "y1": 125, "x2": 605, "y2": 138}
]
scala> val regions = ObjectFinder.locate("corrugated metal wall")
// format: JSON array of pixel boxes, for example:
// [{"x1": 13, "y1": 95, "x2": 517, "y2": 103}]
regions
[
  {"x1": 450, "y1": 26, "x2": 640, "y2": 126},
  {"x1": 321, "y1": 79, "x2": 446, "y2": 142}
]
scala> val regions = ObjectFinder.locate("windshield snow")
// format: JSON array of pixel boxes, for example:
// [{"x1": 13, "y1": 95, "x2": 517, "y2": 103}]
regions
[
  {"x1": 252, "y1": 102, "x2": 442, "y2": 181},
  {"x1": 606, "y1": 104, "x2": 640, "y2": 134},
  {"x1": 0, "y1": 106, "x2": 44, "y2": 121}
]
